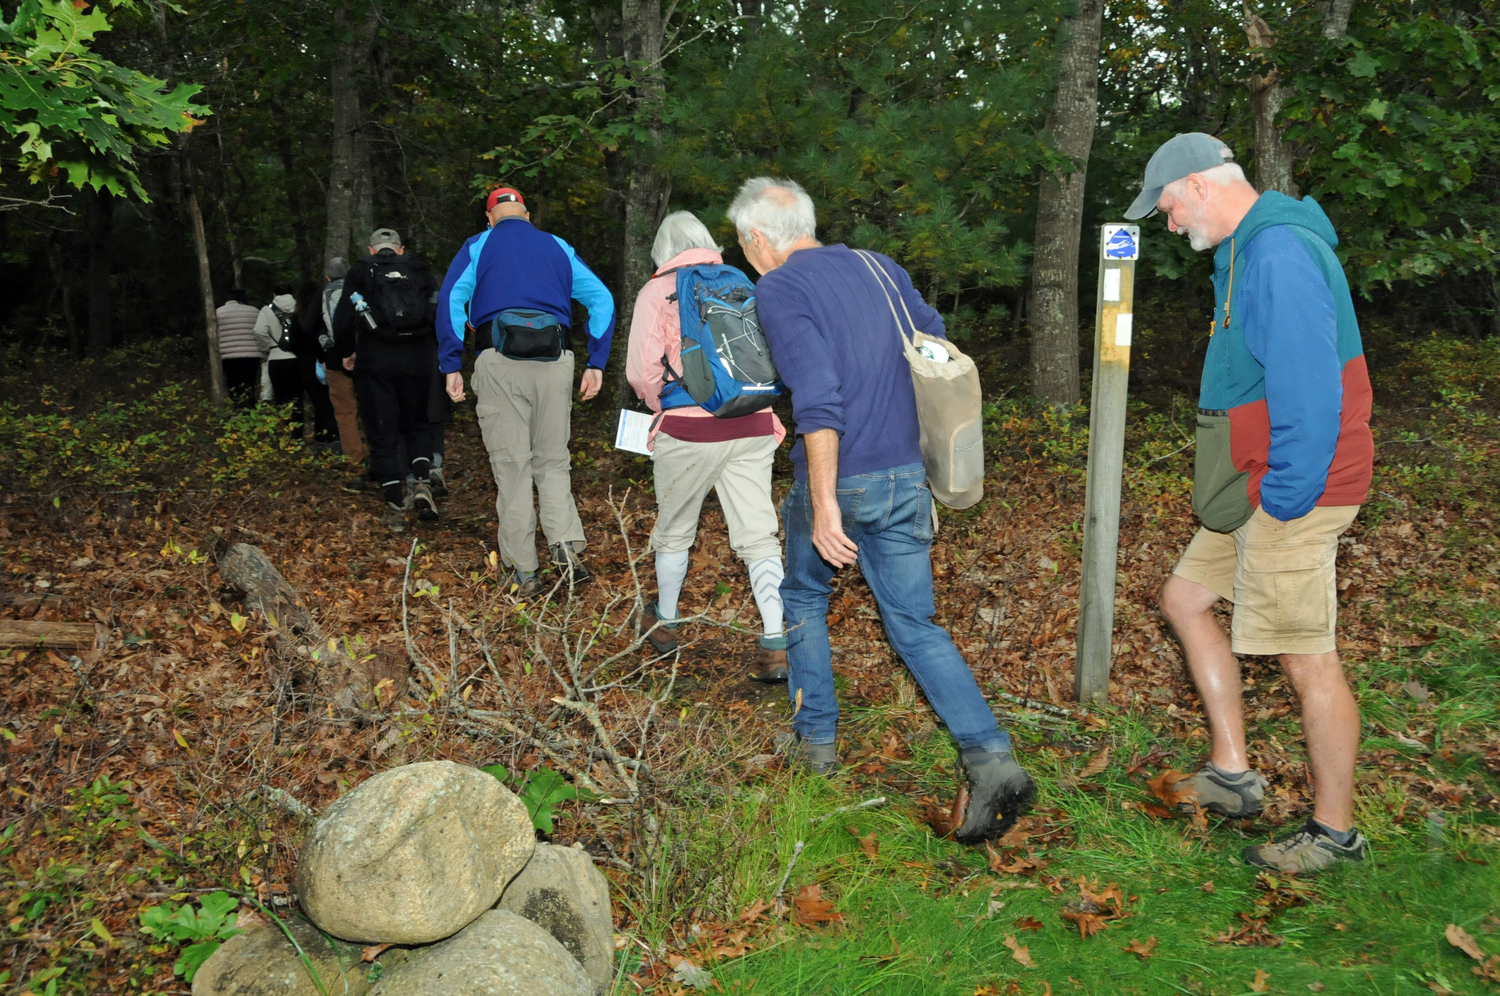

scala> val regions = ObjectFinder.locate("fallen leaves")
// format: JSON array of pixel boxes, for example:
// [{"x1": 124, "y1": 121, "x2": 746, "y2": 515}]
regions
[
  {"x1": 1145, "y1": 768, "x2": 1195, "y2": 808},
  {"x1": 1061, "y1": 877, "x2": 1133, "y2": 938},
  {"x1": 1249, "y1": 968, "x2": 1271, "y2": 992},
  {"x1": 847, "y1": 825, "x2": 879, "y2": 860},
  {"x1": 1448, "y1": 923, "x2": 1500, "y2": 982},
  {"x1": 1003, "y1": 933, "x2": 1037, "y2": 968},
  {"x1": 1214, "y1": 913, "x2": 1284, "y2": 948},
  {"x1": 921, "y1": 785, "x2": 969, "y2": 839},
  {"x1": 1014, "y1": 916, "x2": 1044, "y2": 932},
  {"x1": 361, "y1": 942, "x2": 393, "y2": 963},
  {"x1": 791, "y1": 884, "x2": 843, "y2": 926},
  {"x1": 1122, "y1": 936, "x2": 1158, "y2": 959}
]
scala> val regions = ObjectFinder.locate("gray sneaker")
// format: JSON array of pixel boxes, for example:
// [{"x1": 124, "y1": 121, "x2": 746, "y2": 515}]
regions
[
  {"x1": 1243, "y1": 819, "x2": 1368, "y2": 873},
  {"x1": 1179, "y1": 762, "x2": 1268, "y2": 818},
  {"x1": 954, "y1": 748, "x2": 1036, "y2": 844},
  {"x1": 429, "y1": 466, "x2": 449, "y2": 498},
  {"x1": 550, "y1": 543, "x2": 593, "y2": 588},
  {"x1": 775, "y1": 732, "x2": 839, "y2": 776},
  {"x1": 380, "y1": 502, "x2": 407, "y2": 533},
  {"x1": 413, "y1": 481, "x2": 439, "y2": 521}
]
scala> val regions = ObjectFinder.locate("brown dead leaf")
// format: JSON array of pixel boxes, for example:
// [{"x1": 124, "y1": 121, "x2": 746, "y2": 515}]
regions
[
  {"x1": 1215, "y1": 913, "x2": 1283, "y2": 948},
  {"x1": 1249, "y1": 968, "x2": 1270, "y2": 992},
  {"x1": 738, "y1": 899, "x2": 771, "y2": 924},
  {"x1": 362, "y1": 943, "x2": 393, "y2": 963},
  {"x1": 848, "y1": 826, "x2": 879, "y2": 860},
  {"x1": 792, "y1": 883, "x2": 843, "y2": 925},
  {"x1": 1014, "y1": 916, "x2": 1044, "y2": 932},
  {"x1": 921, "y1": 785, "x2": 969, "y2": 839},
  {"x1": 1201, "y1": 880, "x2": 1216, "y2": 893},
  {"x1": 1078, "y1": 745, "x2": 1112, "y2": 779},
  {"x1": 1307, "y1": 983, "x2": 1326, "y2": 993},
  {"x1": 1003, "y1": 934, "x2": 1036, "y2": 968},
  {"x1": 1123, "y1": 936, "x2": 1158, "y2": 959},
  {"x1": 1146, "y1": 768, "x2": 1195, "y2": 808},
  {"x1": 1448, "y1": 923, "x2": 1485, "y2": 960}
]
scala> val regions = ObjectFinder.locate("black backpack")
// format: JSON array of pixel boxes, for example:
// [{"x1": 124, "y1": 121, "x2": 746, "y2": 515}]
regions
[
  {"x1": 365, "y1": 256, "x2": 433, "y2": 338},
  {"x1": 269, "y1": 304, "x2": 294, "y2": 351}
]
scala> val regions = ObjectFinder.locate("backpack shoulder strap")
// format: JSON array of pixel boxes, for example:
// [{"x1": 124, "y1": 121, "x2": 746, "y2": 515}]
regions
[{"x1": 852, "y1": 250, "x2": 920, "y2": 355}]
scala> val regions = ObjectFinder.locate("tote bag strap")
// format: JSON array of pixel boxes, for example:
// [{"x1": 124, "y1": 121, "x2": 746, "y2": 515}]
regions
[{"x1": 852, "y1": 249, "x2": 922, "y2": 359}]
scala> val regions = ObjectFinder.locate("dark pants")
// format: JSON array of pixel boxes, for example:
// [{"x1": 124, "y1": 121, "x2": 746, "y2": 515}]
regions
[
  {"x1": 298, "y1": 355, "x2": 338, "y2": 442},
  {"x1": 268, "y1": 358, "x2": 304, "y2": 432},
  {"x1": 222, "y1": 358, "x2": 260, "y2": 408},
  {"x1": 357, "y1": 370, "x2": 433, "y2": 483}
]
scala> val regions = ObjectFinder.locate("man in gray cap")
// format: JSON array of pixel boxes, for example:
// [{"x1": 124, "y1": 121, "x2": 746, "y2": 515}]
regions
[
  {"x1": 332, "y1": 228, "x2": 443, "y2": 532},
  {"x1": 1127, "y1": 134, "x2": 1375, "y2": 874}
]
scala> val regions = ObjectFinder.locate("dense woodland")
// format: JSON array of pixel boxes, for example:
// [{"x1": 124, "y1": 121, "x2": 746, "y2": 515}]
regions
[{"x1": 4, "y1": 0, "x2": 1500, "y2": 401}]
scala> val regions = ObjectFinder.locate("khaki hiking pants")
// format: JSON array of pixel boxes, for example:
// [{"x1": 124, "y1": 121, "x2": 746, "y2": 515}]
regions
[
  {"x1": 326, "y1": 370, "x2": 367, "y2": 469},
  {"x1": 474, "y1": 349, "x2": 585, "y2": 574},
  {"x1": 650, "y1": 431, "x2": 781, "y2": 563}
]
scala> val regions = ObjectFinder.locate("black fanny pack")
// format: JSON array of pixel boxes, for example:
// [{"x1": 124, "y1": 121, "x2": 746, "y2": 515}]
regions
[{"x1": 489, "y1": 308, "x2": 566, "y2": 361}]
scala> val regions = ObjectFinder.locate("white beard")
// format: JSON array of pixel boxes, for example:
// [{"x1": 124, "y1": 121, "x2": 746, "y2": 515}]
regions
[{"x1": 1175, "y1": 225, "x2": 1216, "y2": 253}]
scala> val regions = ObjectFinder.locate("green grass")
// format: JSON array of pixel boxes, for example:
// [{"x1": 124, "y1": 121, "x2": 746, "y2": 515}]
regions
[{"x1": 618, "y1": 629, "x2": 1500, "y2": 995}]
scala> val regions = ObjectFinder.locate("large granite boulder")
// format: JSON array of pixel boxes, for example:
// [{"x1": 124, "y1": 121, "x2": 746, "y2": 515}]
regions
[
  {"x1": 367, "y1": 909, "x2": 591, "y2": 996},
  {"x1": 295, "y1": 761, "x2": 534, "y2": 944},
  {"x1": 192, "y1": 915, "x2": 403, "y2": 996},
  {"x1": 499, "y1": 843, "x2": 614, "y2": 994}
]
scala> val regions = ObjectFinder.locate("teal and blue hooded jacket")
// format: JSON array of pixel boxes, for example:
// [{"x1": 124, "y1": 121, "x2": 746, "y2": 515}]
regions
[{"x1": 1193, "y1": 192, "x2": 1373, "y2": 530}]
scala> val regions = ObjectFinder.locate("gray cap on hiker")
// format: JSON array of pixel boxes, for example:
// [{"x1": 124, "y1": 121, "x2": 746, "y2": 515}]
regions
[
  {"x1": 368, "y1": 227, "x2": 402, "y2": 248},
  {"x1": 1124, "y1": 133, "x2": 1236, "y2": 220}
]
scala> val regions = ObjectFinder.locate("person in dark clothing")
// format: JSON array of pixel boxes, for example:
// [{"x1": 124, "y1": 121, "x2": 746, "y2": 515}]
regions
[
  {"x1": 293, "y1": 280, "x2": 338, "y2": 445},
  {"x1": 333, "y1": 227, "x2": 442, "y2": 532}
]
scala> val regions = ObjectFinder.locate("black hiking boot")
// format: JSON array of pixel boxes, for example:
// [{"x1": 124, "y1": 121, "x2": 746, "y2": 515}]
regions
[{"x1": 953, "y1": 748, "x2": 1035, "y2": 844}]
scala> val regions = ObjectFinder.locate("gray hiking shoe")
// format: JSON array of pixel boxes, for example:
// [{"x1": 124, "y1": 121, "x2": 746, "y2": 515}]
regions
[
  {"x1": 1243, "y1": 819, "x2": 1368, "y2": 873},
  {"x1": 380, "y1": 502, "x2": 407, "y2": 533},
  {"x1": 1179, "y1": 762, "x2": 1268, "y2": 818},
  {"x1": 954, "y1": 748, "x2": 1036, "y2": 844},
  {"x1": 776, "y1": 732, "x2": 839, "y2": 776},
  {"x1": 499, "y1": 569, "x2": 543, "y2": 598},
  {"x1": 429, "y1": 466, "x2": 449, "y2": 498},
  {"x1": 551, "y1": 543, "x2": 593, "y2": 588},
  {"x1": 413, "y1": 481, "x2": 439, "y2": 521}
]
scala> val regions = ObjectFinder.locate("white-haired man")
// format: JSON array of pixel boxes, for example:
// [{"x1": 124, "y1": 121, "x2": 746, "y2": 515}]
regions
[
  {"x1": 1125, "y1": 133, "x2": 1374, "y2": 873},
  {"x1": 730, "y1": 176, "x2": 1033, "y2": 844}
]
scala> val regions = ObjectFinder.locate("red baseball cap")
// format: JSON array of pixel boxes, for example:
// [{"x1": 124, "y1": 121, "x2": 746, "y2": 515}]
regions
[{"x1": 486, "y1": 187, "x2": 525, "y2": 210}]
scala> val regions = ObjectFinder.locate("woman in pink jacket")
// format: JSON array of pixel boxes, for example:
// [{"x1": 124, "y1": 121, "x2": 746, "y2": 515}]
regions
[{"x1": 625, "y1": 212, "x2": 789, "y2": 681}]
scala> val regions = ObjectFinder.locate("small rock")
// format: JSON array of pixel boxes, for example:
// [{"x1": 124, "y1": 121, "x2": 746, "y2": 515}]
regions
[
  {"x1": 296, "y1": 761, "x2": 534, "y2": 944},
  {"x1": 192, "y1": 915, "x2": 392, "y2": 996},
  {"x1": 499, "y1": 843, "x2": 614, "y2": 993},
  {"x1": 368, "y1": 909, "x2": 590, "y2": 996}
]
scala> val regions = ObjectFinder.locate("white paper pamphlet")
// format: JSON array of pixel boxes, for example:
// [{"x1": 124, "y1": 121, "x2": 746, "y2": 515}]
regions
[{"x1": 615, "y1": 409, "x2": 653, "y2": 455}]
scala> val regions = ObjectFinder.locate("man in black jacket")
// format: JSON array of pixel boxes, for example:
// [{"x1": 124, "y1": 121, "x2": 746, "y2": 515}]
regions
[{"x1": 333, "y1": 228, "x2": 442, "y2": 532}]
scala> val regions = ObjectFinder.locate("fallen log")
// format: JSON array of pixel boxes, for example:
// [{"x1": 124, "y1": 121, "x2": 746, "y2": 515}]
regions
[
  {"x1": 0, "y1": 620, "x2": 101, "y2": 650},
  {"x1": 213, "y1": 542, "x2": 407, "y2": 714}
]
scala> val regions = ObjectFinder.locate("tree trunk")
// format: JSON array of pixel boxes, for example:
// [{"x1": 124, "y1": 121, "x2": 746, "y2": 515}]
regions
[
  {"x1": 1320, "y1": 0, "x2": 1355, "y2": 38},
  {"x1": 324, "y1": 5, "x2": 379, "y2": 266},
  {"x1": 1027, "y1": 0, "x2": 1103, "y2": 407},
  {"x1": 182, "y1": 149, "x2": 225, "y2": 407},
  {"x1": 1243, "y1": 2, "x2": 1297, "y2": 196},
  {"x1": 612, "y1": 0, "x2": 670, "y2": 408},
  {"x1": 46, "y1": 230, "x2": 79, "y2": 357},
  {"x1": 84, "y1": 186, "x2": 114, "y2": 357},
  {"x1": 351, "y1": 122, "x2": 375, "y2": 250},
  {"x1": 276, "y1": 133, "x2": 316, "y2": 283}
]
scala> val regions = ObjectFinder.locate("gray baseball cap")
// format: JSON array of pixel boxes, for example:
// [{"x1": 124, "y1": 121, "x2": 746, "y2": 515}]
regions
[
  {"x1": 1124, "y1": 133, "x2": 1236, "y2": 220},
  {"x1": 368, "y1": 227, "x2": 402, "y2": 248}
]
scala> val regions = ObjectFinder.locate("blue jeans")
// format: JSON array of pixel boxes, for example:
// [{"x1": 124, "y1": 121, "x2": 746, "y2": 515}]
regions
[{"x1": 781, "y1": 462, "x2": 1011, "y2": 753}]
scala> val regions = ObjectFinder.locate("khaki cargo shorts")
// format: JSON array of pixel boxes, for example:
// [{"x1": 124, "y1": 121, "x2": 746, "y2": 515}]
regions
[{"x1": 1173, "y1": 504, "x2": 1360, "y2": 656}]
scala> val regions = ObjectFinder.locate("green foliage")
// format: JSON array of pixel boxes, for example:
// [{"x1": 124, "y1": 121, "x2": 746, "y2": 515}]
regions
[
  {"x1": 138, "y1": 891, "x2": 243, "y2": 982},
  {"x1": 0, "y1": 0, "x2": 209, "y2": 198},
  {"x1": 482, "y1": 763, "x2": 586, "y2": 834}
]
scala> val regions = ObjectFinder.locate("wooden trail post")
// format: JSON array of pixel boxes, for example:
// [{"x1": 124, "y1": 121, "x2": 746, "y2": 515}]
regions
[{"x1": 1076, "y1": 223, "x2": 1138, "y2": 704}]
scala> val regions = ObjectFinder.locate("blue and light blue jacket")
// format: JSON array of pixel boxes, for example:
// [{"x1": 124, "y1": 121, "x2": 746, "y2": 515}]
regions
[{"x1": 436, "y1": 217, "x2": 615, "y2": 373}]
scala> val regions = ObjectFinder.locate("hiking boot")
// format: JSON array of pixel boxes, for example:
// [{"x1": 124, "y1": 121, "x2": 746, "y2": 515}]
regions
[
  {"x1": 1178, "y1": 762, "x2": 1268, "y2": 819},
  {"x1": 749, "y1": 646, "x2": 789, "y2": 683},
  {"x1": 380, "y1": 502, "x2": 407, "y2": 533},
  {"x1": 1243, "y1": 819, "x2": 1368, "y2": 873},
  {"x1": 953, "y1": 748, "x2": 1036, "y2": 844},
  {"x1": 641, "y1": 602, "x2": 678, "y2": 654},
  {"x1": 551, "y1": 543, "x2": 593, "y2": 588},
  {"x1": 343, "y1": 475, "x2": 371, "y2": 494},
  {"x1": 499, "y1": 569, "x2": 543, "y2": 598},
  {"x1": 413, "y1": 481, "x2": 439, "y2": 521},
  {"x1": 429, "y1": 466, "x2": 449, "y2": 498},
  {"x1": 775, "y1": 732, "x2": 839, "y2": 776}
]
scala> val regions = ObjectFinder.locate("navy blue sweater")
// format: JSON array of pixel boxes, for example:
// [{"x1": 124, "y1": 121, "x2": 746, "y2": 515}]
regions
[{"x1": 756, "y1": 245, "x2": 945, "y2": 480}]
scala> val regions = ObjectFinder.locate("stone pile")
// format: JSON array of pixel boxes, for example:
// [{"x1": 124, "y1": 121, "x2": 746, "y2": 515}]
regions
[{"x1": 194, "y1": 760, "x2": 613, "y2": 996}]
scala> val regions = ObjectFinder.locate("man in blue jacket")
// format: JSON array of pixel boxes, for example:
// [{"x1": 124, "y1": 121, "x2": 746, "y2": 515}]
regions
[
  {"x1": 438, "y1": 188, "x2": 615, "y2": 593},
  {"x1": 732, "y1": 176, "x2": 1033, "y2": 844}
]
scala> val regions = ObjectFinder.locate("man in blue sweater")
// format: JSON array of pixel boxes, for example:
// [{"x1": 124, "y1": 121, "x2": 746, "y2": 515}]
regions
[
  {"x1": 438, "y1": 188, "x2": 616, "y2": 593},
  {"x1": 731, "y1": 177, "x2": 1034, "y2": 844}
]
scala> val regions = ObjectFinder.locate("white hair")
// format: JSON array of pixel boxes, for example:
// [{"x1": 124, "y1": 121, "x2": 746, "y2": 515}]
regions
[
  {"x1": 1164, "y1": 161, "x2": 1249, "y2": 198},
  {"x1": 651, "y1": 211, "x2": 722, "y2": 268},
  {"x1": 727, "y1": 177, "x2": 817, "y2": 252}
]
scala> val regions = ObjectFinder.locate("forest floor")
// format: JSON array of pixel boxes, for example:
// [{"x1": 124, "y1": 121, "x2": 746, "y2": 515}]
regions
[{"x1": 1, "y1": 312, "x2": 1499, "y2": 995}]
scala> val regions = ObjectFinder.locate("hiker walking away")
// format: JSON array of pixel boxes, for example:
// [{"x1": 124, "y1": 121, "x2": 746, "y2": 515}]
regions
[
  {"x1": 625, "y1": 211, "x2": 790, "y2": 677},
  {"x1": 320, "y1": 257, "x2": 371, "y2": 489},
  {"x1": 437, "y1": 187, "x2": 615, "y2": 593},
  {"x1": 1125, "y1": 134, "x2": 1374, "y2": 873},
  {"x1": 732, "y1": 177, "x2": 1034, "y2": 843},
  {"x1": 332, "y1": 228, "x2": 443, "y2": 532},
  {"x1": 291, "y1": 279, "x2": 339, "y2": 447},
  {"x1": 215, "y1": 289, "x2": 262, "y2": 408},
  {"x1": 254, "y1": 282, "x2": 308, "y2": 431}
]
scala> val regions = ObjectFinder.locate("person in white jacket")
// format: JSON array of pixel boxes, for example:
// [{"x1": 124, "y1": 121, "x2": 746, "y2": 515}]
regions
[{"x1": 253, "y1": 282, "x2": 304, "y2": 427}]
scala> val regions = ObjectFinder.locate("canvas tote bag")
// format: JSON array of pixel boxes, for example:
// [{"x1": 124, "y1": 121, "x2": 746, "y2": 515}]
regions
[{"x1": 853, "y1": 250, "x2": 985, "y2": 509}]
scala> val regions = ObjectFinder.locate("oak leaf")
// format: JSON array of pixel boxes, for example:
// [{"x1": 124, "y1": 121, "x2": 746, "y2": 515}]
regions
[
  {"x1": 1123, "y1": 936, "x2": 1158, "y2": 959},
  {"x1": 792, "y1": 884, "x2": 842, "y2": 925},
  {"x1": 1003, "y1": 934, "x2": 1036, "y2": 968},
  {"x1": 1249, "y1": 968, "x2": 1270, "y2": 992}
]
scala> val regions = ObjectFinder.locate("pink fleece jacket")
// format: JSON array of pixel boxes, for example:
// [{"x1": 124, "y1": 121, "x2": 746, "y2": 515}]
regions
[{"x1": 624, "y1": 247, "x2": 785, "y2": 449}]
